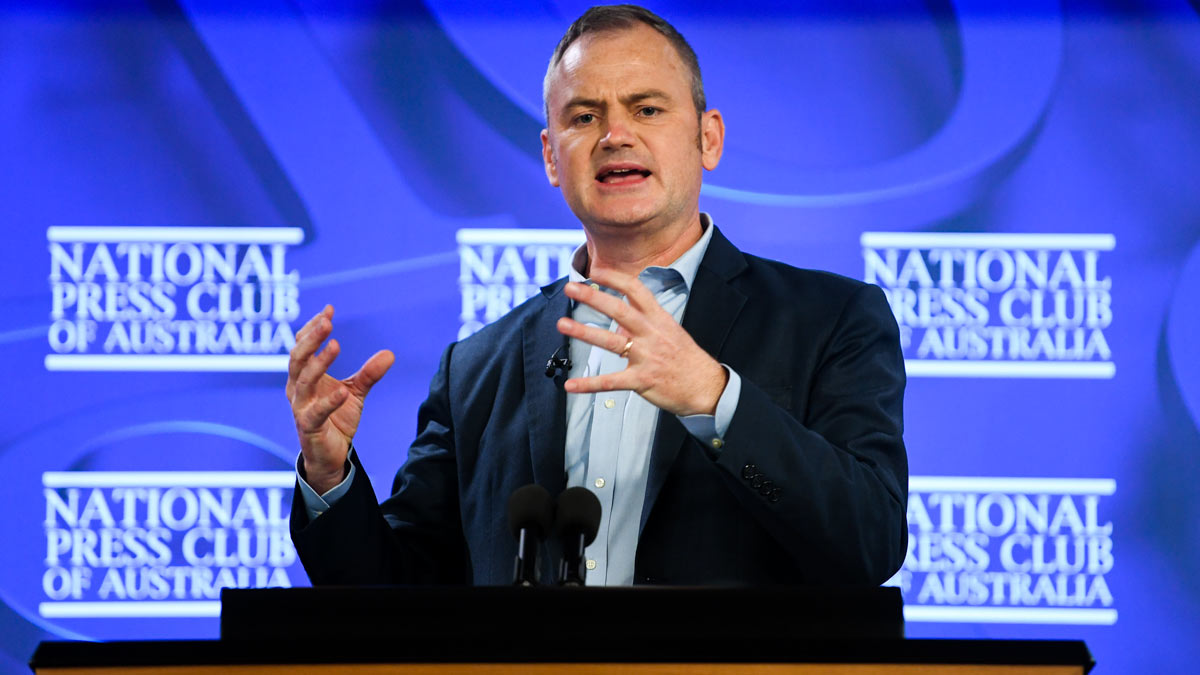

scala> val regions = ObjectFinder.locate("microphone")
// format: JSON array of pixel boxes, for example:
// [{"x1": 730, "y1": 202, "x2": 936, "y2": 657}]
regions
[
  {"x1": 546, "y1": 299, "x2": 574, "y2": 379},
  {"x1": 554, "y1": 487, "x2": 602, "y2": 586},
  {"x1": 544, "y1": 343, "x2": 572, "y2": 378},
  {"x1": 507, "y1": 484, "x2": 554, "y2": 586}
]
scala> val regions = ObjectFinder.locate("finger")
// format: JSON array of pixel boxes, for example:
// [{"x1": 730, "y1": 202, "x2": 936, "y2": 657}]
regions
[
  {"x1": 294, "y1": 305, "x2": 334, "y2": 345},
  {"x1": 288, "y1": 314, "x2": 333, "y2": 382},
  {"x1": 346, "y1": 349, "x2": 395, "y2": 396},
  {"x1": 585, "y1": 269, "x2": 660, "y2": 314},
  {"x1": 296, "y1": 385, "x2": 351, "y2": 433},
  {"x1": 564, "y1": 371, "x2": 637, "y2": 395},
  {"x1": 563, "y1": 282, "x2": 648, "y2": 333},
  {"x1": 295, "y1": 304, "x2": 332, "y2": 339},
  {"x1": 295, "y1": 338, "x2": 341, "y2": 401},
  {"x1": 557, "y1": 317, "x2": 633, "y2": 355}
]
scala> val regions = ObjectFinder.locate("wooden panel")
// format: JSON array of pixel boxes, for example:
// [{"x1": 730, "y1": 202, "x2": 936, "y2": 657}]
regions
[{"x1": 37, "y1": 663, "x2": 1085, "y2": 675}]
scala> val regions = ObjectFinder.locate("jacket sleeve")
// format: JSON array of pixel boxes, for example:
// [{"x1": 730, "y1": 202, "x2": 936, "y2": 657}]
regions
[
  {"x1": 290, "y1": 343, "x2": 469, "y2": 585},
  {"x1": 713, "y1": 282, "x2": 908, "y2": 584}
]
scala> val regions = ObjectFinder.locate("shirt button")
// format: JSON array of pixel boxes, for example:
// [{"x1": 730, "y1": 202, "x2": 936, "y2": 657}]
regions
[
  {"x1": 594, "y1": 477, "x2": 606, "y2": 489},
  {"x1": 604, "y1": 398, "x2": 616, "y2": 409},
  {"x1": 589, "y1": 283, "x2": 601, "y2": 291},
  {"x1": 585, "y1": 559, "x2": 597, "y2": 570},
  {"x1": 711, "y1": 438, "x2": 724, "y2": 449}
]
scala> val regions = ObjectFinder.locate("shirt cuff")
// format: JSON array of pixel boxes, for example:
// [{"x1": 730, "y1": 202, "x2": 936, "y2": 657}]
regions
[
  {"x1": 295, "y1": 449, "x2": 356, "y2": 522},
  {"x1": 677, "y1": 364, "x2": 741, "y2": 456}
]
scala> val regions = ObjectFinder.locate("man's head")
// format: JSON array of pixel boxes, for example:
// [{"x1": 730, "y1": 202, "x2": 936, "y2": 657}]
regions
[
  {"x1": 543, "y1": 5, "x2": 706, "y2": 122},
  {"x1": 540, "y1": 5, "x2": 724, "y2": 238}
]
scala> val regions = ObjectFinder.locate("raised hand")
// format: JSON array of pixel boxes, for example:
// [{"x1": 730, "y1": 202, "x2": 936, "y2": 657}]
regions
[
  {"x1": 555, "y1": 269, "x2": 727, "y2": 417},
  {"x1": 285, "y1": 305, "x2": 394, "y2": 494}
]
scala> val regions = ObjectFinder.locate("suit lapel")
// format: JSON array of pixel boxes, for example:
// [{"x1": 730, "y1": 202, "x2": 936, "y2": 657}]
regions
[
  {"x1": 640, "y1": 227, "x2": 748, "y2": 533},
  {"x1": 524, "y1": 280, "x2": 570, "y2": 498}
]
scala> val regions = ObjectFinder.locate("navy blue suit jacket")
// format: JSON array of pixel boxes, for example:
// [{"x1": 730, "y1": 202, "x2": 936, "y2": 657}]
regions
[{"x1": 291, "y1": 227, "x2": 908, "y2": 586}]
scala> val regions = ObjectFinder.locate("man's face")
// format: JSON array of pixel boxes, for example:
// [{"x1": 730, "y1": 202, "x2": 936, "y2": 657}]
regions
[{"x1": 541, "y1": 24, "x2": 723, "y2": 235}]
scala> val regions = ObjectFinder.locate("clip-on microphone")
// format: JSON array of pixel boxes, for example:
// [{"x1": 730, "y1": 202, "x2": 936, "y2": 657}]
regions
[
  {"x1": 545, "y1": 299, "x2": 574, "y2": 378},
  {"x1": 544, "y1": 341, "x2": 572, "y2": 378}
]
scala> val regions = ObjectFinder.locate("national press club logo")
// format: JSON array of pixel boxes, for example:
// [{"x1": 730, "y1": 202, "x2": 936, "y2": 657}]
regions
[
  {"x1": 46, "y1": 226, "x2": 303, "y2": 372},
  {"x1": 0, "y1": 411, "x2": 306, "y2": 639},
  {"x1": 861, "y1": 232, "x2": 1115, "y2": 379},
  {"x1": 457, "y1": 228, "x2": 585, "y2": 339},
  {"x1": 40, "y1": 470, "x2": 297, "y2": 620},
  {"x1": 889, "y1": 477, "x2": 1117, "y2": 626}
]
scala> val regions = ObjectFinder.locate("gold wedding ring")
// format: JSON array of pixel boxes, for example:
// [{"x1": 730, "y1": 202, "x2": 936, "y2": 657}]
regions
[{"x1": 618, "y1": 339, "x2": 634, "y2": 359}]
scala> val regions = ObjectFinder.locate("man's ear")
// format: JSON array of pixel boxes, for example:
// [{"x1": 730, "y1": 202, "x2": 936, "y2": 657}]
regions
[
  {"x1": 541, "y1": 129, "x2": 560, "y2": 187},
  {"x1": 700, "y1": 109, "x2": 725, "y2": 171}
]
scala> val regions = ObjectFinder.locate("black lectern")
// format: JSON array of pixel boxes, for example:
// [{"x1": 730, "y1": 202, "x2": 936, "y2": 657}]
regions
[
  {"x1": 221, "y1": 585, "x2": 906, "y2": 643},
  {"x1": 31, "y1": 586, "x2": 1095, "y2": 674}
]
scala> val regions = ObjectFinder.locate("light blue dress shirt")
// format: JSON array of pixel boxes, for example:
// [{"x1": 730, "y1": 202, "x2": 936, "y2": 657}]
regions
[
  {"x1": 562, "y1": 217, "x2": 740, "y2": 585},
  {"x1": 297, "y1": 215, "x2": 742, "y2": 586}
]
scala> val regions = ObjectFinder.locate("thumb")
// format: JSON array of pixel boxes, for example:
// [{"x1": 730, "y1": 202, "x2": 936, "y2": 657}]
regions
[{"x1": 346, "y1": 349, "x2": 395, "y2": 396}]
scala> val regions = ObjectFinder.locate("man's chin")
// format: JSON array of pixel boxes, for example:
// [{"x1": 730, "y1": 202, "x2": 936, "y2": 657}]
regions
[
  {"x1": 588, "y1": 216, "x2": 650, "y2": 230},
  {"x1": 576, "y1": 205, "x2": 662, "y2": 232}
]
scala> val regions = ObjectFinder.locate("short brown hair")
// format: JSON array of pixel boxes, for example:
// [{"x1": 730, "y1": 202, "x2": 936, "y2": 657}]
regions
[{"x1": 543, "y1": 4, "x2": 706, "y2": 122}]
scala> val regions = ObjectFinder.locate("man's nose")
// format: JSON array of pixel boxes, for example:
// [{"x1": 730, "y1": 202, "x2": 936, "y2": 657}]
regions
[{"x1": 599, "y1": 112, "x2": 636, "y2": 148}]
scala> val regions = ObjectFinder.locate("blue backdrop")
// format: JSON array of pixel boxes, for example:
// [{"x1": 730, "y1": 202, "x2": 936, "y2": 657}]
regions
[{"x1": 3, "y1": 0, "x2": 1199, "y2": 672}]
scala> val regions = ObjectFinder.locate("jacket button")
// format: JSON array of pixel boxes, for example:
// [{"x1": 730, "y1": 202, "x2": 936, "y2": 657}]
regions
[
  {"x1": 752, "y1": 476, "x2": 765, "y2": 489},
  {"x1": 758, "y1": 480, "x2": 775, "y2": 496},
  {"x1": 741, "y1": 464, "x2": 757, "y2": 480},
  {"x1": 769, "y1": 488, "x2": 782, "y2": 503}
]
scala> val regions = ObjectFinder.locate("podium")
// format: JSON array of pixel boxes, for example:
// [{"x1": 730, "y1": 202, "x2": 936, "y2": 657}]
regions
[{"x1": 31, "y1": 586, "x2": 1094, "y2": 674}]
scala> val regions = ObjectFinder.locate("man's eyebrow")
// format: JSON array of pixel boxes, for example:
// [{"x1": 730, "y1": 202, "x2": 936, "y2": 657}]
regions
[
  {"x1": 561, "y1": 96, "x2": 605, "y2": 113},
  {"x1": 621, "y1": 89, "x2": 672, "y2": 105},
  {"x1": 559, "y1": 90, "x2": 675, "y2": 116}
]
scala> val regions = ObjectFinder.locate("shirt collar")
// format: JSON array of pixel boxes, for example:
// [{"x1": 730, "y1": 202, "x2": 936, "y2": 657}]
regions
[{"x1": 567, "y1": 213, "x2": 715, "y2": 293}]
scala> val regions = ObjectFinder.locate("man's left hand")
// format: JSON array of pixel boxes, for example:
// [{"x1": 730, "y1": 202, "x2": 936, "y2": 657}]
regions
[{"x1": 557, "y1": 269, "x2": 728, "y2": 417}]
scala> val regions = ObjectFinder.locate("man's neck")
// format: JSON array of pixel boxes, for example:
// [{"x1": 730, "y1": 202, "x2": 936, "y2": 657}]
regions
[{"x1": 581, "y1": 212, "x2": 705, "y2": 277}]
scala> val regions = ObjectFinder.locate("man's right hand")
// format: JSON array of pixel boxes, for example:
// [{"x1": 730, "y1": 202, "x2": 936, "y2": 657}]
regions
[{"x1": 286, "y1": 305, "x2": 394, "y2": 495}]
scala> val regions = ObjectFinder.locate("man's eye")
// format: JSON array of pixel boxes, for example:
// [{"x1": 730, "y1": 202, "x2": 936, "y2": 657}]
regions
[
  {"x1": 574, "y1": 113, "x2": 596, "y2": 125},
  {"x1": 638, "y1": 106, "x2": 661, "y2": 116}
]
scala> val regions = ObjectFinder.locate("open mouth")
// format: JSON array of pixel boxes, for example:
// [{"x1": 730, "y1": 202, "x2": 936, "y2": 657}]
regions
[{"x1": 596, "y1": 167, "x2": 651, "y2": 184}]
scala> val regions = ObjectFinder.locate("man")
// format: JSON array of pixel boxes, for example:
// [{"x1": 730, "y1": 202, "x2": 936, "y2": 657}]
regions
[{"x1": 287, "y1": 5, "x2": 907, "y2": 586}]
